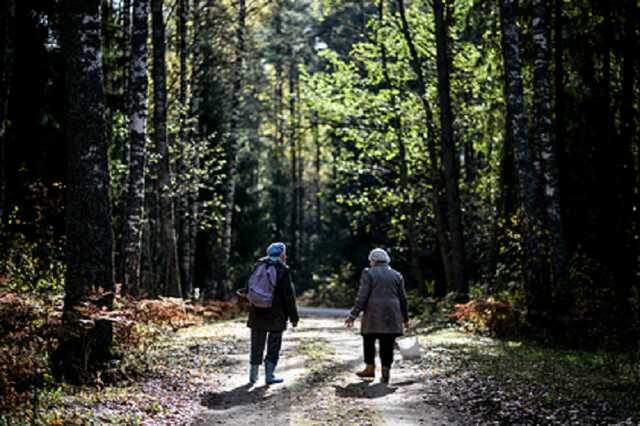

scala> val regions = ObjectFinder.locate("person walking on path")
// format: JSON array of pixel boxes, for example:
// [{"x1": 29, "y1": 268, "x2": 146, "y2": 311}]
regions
[
  {"x1": 345, "y1": 248, "x2": 409, "y2": 383},
  {"x1": 246, "y1": 242, "x2": 299, "y2": 385}
]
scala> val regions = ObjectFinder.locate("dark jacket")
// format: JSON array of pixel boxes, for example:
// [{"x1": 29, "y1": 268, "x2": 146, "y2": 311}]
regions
[
  {"x1": 246, "y1": 259, "x2": 299, "y2": 331},
  {"x1": 349, "y1": 265, "x2": 408, "y2": 335}
]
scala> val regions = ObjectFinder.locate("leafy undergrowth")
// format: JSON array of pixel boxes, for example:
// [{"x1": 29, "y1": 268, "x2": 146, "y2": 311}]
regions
[
  {"x1": 418, "y1": 327, "x2": 640, "y2": 425},
  {"x1": 0, "y1": 291, "x2": 244, "y2": 425},
  {"x1": 450, "y1": 298, "x2": 523, "y2": 337}
]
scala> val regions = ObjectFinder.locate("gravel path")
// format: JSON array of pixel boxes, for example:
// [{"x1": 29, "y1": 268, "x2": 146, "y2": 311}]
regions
[{"x1": 190, "y1": 311, "x2": 457, "y2": 426}]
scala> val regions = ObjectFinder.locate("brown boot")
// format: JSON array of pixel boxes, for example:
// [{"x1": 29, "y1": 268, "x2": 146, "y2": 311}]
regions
[
  {"x1": 381, "y1": 366, "x2": 390, "y2": 383},
  {"x1": 356, "y1": 364, "x2": 375, "y2": 378}
]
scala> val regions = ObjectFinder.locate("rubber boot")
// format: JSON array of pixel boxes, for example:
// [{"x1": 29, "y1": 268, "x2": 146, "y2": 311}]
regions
[
  {"x1": 265, "y1": 360, "x2": 284, "y2": 384},
  {"x1": 356, "y1": 364, "x2": 375, "y2": 378},
  {"x1": 381, "y1": 366, "x2": 390, "y2": 383},
  {"x1": 249, "y1": 364, "x2": 259, "y2": 384}
]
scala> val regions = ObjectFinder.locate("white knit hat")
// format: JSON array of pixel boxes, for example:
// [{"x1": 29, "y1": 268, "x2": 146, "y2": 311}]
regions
[{"x1": 368, "y1": 248, "x2": 391, "y2": 264}]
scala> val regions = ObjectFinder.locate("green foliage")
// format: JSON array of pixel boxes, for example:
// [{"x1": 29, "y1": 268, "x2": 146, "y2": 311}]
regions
[
  {"x1": 0, "y1": 217, "x2": 65, "y2": 294},
  {"x1": 299, "y1": 263, "x2": 359, "y2": 308},
  {"x1": 559, "y1": 250, "x2": 628, "y2": 348},
  {"x1": 107, "y1": 111, "x2": 131, "y2": 209},
  {"x1": 568, "y1": 250, "x2": 615, "y2": 315},
  {"x1": 299, "y1": 0, "x2": 509, "y2": 294},
  {"x1": 405, "y1": 290, "x2": 439, "y2": 320}
]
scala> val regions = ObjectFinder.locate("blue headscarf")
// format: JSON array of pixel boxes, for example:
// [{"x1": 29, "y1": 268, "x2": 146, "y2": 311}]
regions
[{"x1": 266, "y1": 242, "x2": 286, "y2": 262}]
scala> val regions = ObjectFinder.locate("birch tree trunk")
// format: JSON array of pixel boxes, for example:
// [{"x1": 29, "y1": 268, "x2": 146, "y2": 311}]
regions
[
  {"x1": 0, "y1": 0, "x2": 16, "y2": 224},
  {"x1": 101, "y1": 0, "x2": 114, "y2": 101},
  {"x1": 121, "y1": 0, "x2": 149, "y2": 297},
  {"x1": 433, "y1": 0, "x2": 467, "y2": 299},
  {"x1": 57, "y1": 0, "x2": 115, "y2": 382},
  {"x1": 500, "y1": 0, "x2": 549, "y2": 319},
  {"x1": 217, "y1": 0, "x2": 246, "y2": 299},
  {"x1": 532, "y1": 0, "x2": 567, "y2": 290},
  {"x1": 553, "y1": 0, "x2": 564, "y2": 180},
  {"x1": 152, "y1": 0, "x2": 181, "y2": 298},
  {"x1": 122, "y1": 0, "x2": 131, "y2": 106}
]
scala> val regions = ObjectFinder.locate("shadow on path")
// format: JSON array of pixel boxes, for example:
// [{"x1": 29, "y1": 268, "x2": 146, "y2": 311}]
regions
[
  {"x1": 334, "y1": 381, "x2": 398, "y2": 399},
  {"x1": 200, "y1": 383, "x2": 269, "y2": 410}
]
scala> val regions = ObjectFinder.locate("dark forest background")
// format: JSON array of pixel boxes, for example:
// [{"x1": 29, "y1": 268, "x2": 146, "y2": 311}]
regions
[{"x1": 0, "y1": 0, "x2": 639, "y2": 386}]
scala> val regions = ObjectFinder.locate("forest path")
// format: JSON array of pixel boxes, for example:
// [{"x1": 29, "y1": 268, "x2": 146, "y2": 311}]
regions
[{"x1": 190, "y1": 311, "x2": 456, "y2": 425}]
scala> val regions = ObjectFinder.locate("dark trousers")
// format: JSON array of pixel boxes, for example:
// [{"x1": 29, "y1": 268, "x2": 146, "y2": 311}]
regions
[
  {"x1": 363, "y1": 334, "x2": 397, "y2": 368},
  {"x1": 250, "y1": 329, "x2": 283, "y2": 365}
]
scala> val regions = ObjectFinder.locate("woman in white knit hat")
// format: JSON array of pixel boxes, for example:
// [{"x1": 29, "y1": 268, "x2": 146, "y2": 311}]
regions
[{"x1": 345, "y1": 248, "x2": 409, "y2": 383}]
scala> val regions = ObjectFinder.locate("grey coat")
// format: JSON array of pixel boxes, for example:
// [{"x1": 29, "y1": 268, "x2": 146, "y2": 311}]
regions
[{"x1": 349, "y1": 265, "x2": 409, "y2": 335}]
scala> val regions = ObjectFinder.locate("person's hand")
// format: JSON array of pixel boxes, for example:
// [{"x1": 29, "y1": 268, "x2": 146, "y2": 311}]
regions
[
  {"x1": 344, "y1": 317, "x2": 354, "y2": 328},
  {"x1": 403, "y1": 319, "x2": 410, "y2": 329}
]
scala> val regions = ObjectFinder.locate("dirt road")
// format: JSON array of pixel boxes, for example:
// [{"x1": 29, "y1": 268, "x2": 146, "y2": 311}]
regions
[{"x1": 190, "y1": 309, "x2": 457, "y2": 425}]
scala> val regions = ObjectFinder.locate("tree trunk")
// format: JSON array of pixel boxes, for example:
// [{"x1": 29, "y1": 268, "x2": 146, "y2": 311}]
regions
[
  {"x1": 186, "y1": 0, "x2": 204, "y2": 298},
  {"x1": 101, "y1": 0, "x2": 113, "y2": 99},
  {"x1": 376, "y1": 0, "x2": 424, "y2": 291},
  {"x1": 58, "y1": 0, "x2": 116, "y2": 382},
  {"x1": 113, "y1": 0, "x2": 130, "y2": 286},
  {"x1": 621, "y1": 0, "x2": 636, "y2": 181},
  {"x1": 102, "y1": 0, "x2": 123, "y2": 285},
  {"x1": 532, "y1": 0, "x2": 568, "y2": 291},
  {"x1": 464, "y1": 138, "x2": 475, "y2": 184},
  {"x1": 0, "y1": 0, "x2": 16, "y2": 224},
  {"x1": 121, "y1": 0, "x2": 149, "y2": 298},
  {"x1": 312, "y1": 110, "x2": 321, "y2": 235},
  {"x1": 122, "y1": 0, "x2": 131, "y2": 106},
  {"x1": 499, "y1": 0, "x2": 549, "y2": 320},
  {"x1": 396, "y1": 0, "x2": 454, "y2": 295},
  {"x1": 176, "y1": 0, "x2": 193, "y2": 299},
  {"x1": 433, "y1": 0, "x2": 467, "y2": 299},
  {"x1": 553, "y1": 0, "x2": 565, "y2": 197},
  {"x1": 289, "y1": 62, "x2": 299, "y2": 269},
  {"x1": 296, "y1": 78, "x2": 305, "y2": 270},
  {"x1": 217, "y1": 0, "x2": 246, "y2": 300},
  {"x1": 152, "y1": 0, "x2": 181, "y2": 298},
  {"x1": 200, "y1": 4, "x2": 219, "y2": 301},
  {"x1": 272, "y1": 3, "x2": 286, "y2": 241},
  {"x1": 617, "y1": 0, "x2": 637, "y2": 343}
]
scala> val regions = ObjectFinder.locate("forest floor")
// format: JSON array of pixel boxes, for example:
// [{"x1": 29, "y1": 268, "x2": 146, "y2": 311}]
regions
[
  {"x1": 191, "y1": 312, "x2": 455, "y2": 426},
  {"x1": 6, "y1": 308, "x2": 639, "y2": 425}
]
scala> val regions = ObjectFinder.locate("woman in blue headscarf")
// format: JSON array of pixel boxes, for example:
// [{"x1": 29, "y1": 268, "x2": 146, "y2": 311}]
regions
[{"x1": 246, "y1": 242, "x2": 299, "y2": 385}]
